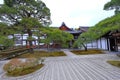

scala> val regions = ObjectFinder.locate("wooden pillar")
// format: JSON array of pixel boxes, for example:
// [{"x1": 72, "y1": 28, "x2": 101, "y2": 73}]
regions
[
  {"x1": 96, "y1": 40, "x2": 98, "y2": 49},
  {"x1": 104, "y1": 38, "x2": 106, "y2": 50},
  {"x1": 115, "y1": 37, "x2": 118, "y2": 51},
  {"x1": 86, "y1": 44, "x2": 87, "y2": 49},
  {"x1": 100, "y1": 38, "x2": 102, "y2": 49},
  {"x1": 107, "y1": 38, "x2": 109, "y2": 51}
]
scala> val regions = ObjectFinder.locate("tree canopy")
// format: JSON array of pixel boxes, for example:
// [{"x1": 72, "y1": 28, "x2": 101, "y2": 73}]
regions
[
  {"x1": 74, "y1": 13, "x2": 120, "y2": 50},
  {"x1": 104, "y1": 0, "x2": 120, "y2": 14},
  {"x1": 0, "y1": 36, "x2": 14, "y2": 49},
  {"x1": 40, "y1": 27, "x2": 73, "y2": 48},
  {"x1": 0, "y1": 23, "x2": 14, "y2": 49},
  {"x1": 0, "y1": 0, "x2": 51, "y2": 52},
  {"x1": 0, "y1": 0, "x2": 51, "y2": 25}
]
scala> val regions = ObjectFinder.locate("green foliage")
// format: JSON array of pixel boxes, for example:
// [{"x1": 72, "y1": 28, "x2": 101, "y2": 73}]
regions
[
  {"x1": 0, "y1": 0, "x2": 51, "y2": 25},
  {"x1": 104, "y1": 0, "x2": 120, "y2": 14},
  {"x1": 3, "y1": 58, "x2": 44, "y2": 76},
  {"x1": 94, "y1": 13, "x2": 120, "y2": 33},
  {"x1": 0, "y1": 36, "x2": 14, "y2": 49},
  {"x1": 0, "y1": 0, "x2": 52, "y2": 52},
  {"x1": 0, "y1": 23, "x2": 13, "y2": 36},
  {"x1": 20, "y1": 17, "x2": 42, "y2": 29},
  {"x1": 107, "y1": 60, "x2": 120, "y2": 68},
  {"x1": 73, "y1": 30, "x2": 97, "y2": 49},
  {"x1": 16, "y1": 51, "x2": 66, "y2": 58},
  {"x1": 4, "y1": 0, "x2": 15, "y2": 7},
  {"x1": 71, "y1": 49, "x2": 104, "y2": 55},
  {"x1": 74, "y1": 13, "x2": 120, "y2": 49},
  {"x1": 0, "y1": 5, "x2": 17, "y2": 14},
  {"x1": 0, "y1": 0, "x2": 51, "y2": 51},
  {"x1": 27, "y1": 36, "x2": 35, "y2": 41},
  {"x1": 40, "y1": 27, "x2": 73, "y2": 48}
]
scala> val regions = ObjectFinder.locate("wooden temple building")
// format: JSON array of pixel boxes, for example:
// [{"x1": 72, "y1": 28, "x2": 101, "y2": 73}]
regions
[
  {"x1": 59, "y1": 22, "x2": 120, "y2": 52},
  {"x1": 13, "y1": 22, "x2": 120, "y2": 52},
  {"x1": 59, "y1": 22, "x2": 87, "y2": 40},
  {"x1": 103, "y1": 30, "x2": 120, "y2": 51}
]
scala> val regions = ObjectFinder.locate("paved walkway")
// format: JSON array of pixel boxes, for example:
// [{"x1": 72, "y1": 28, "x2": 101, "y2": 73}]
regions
[
  {"x1": 0, "y1": 50, "x2": 120, "y2": 80},
  {"x1": 61, "y1": 49, "x2": 77, "y2": 57}
]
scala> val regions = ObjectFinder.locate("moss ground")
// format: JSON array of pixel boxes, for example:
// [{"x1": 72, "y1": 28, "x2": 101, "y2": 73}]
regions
[
  {"x1": 6, "y1": 64, "x2": 44, "y2": 77},
  {"x1": 107, "y1": 60, "x2": 120, "y2": 68},
  {"x1": 16, "y1": 51, "x2": 66, "y2": 58},
  {"x1": 71, "y1": 49, "x2": 104, "y2": 55}
]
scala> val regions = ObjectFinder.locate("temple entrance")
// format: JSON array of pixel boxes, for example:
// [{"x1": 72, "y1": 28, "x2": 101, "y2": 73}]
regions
[
  {"x1": 109, "y1": 38, "x2": 117, "y2": 51},
  {"x1": 117, "y1": 38, "x2": 120, "y2": 51},
  {"x1": 105, "y1": 30, "x2": 120, "y2": 52}
]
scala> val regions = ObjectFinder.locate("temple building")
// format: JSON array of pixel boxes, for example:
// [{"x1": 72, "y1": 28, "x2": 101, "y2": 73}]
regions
[
  {"x1": 59, "y1": 22, "x2": 85, "y2": 40},
  {"x1": 59, "y1": 22, "x2": 89, "y2": 48},
  {"x1": 59, "y1": 22, "x2": 120, "y2": 52},
  {"x1": 103, "y1": 30, "x2": 120, "y2": 51},
  {"x1": 12, "y1": 21, "x2": 119, "y2": 52}
]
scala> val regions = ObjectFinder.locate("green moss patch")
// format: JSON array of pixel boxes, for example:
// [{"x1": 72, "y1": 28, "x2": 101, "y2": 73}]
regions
[
  {"x1": 3, "y1": 58, "x2": 44, "y2": 77},
  {"x1": 107, "y1": 60, "x2": 120, "y2": 68},
  {"x1": 71, "y1": 49, "x2": 104, "y2": 55},
  {"x1": 16, "y1": 51, "x2": 66, "y2": 58},
  {"x1": 6, "y1": 64, "x2": 44, "y2": 77}
]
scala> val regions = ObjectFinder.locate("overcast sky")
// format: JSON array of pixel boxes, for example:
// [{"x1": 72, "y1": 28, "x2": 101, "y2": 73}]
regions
[
  {"x1": 42, "y1": 0, "x2": 114, "y2": 28},
  {"x1": 0, "y1": 0, "x2": 114, "y2": 28}
]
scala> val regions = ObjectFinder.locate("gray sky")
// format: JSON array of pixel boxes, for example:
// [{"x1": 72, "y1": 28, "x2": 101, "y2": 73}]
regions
[
  {"x1": 0, "y1": 0, "x2": 114, "y2": 28},
  {"x1": 42, "y1": 0, "x2": 114, "y2": 28}
]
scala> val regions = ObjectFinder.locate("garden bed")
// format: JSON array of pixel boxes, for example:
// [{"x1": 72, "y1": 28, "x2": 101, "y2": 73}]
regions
[
  {"x1": 71, "y1": 49, "x2": 104, "y2": 55},
  {"x1": 3, "y1": 58, "x2": 44, "y2": 77},
  {"x1": 6, "y1": 64, "x2": 44, "y2": 77},
  {"x1": 107, "y1": 60, "x2": 120, "y2": 68},
  {"x1": 16, "y1": 51, "x2": 66, "y2": 58}
]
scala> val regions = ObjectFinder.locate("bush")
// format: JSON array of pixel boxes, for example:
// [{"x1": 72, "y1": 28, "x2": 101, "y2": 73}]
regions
[{"x1": 3, "y1": 58, "x2": 44, "y2": 76}]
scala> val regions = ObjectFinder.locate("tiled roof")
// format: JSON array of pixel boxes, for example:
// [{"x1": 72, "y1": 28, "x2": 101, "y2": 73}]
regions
[
  {"x1": 59, "y1": 22, "x2": 72, "y2": 31},
  {"x1": 66, "y1": 30, "x2": 82, "y2": 34},
  {"x1": 78, "y1": 26, "x2": 90, "y2": 32}
]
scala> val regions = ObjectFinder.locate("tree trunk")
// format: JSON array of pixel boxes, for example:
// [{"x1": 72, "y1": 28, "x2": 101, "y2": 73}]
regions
[
  {"x1": 38, "y1": 35, "x2": 40, "y2": 48},
  {"x1": 27, "y1": 29, "x2": 34, "y2": 53},
  {"x1": 21, "y1": 34, "x2": 23, "y2": 47},
  {"x1": 12, "y1": 34, "x2": 15, "y2": 49},
  {"x1": 82, "y1": 43, "x2": 87, "y2": 51}
]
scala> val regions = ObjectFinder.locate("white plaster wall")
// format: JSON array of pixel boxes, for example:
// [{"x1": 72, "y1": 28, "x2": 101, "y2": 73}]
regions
[{"x1": 85, "y1": 38, "x2": 108, "y2": 50}]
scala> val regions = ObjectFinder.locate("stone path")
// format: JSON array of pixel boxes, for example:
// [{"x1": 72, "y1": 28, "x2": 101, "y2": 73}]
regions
[
  {"x1": 61, "y1": 49, "x2": 77, "y2": 57},
  {"x1": 0, "y1": 50, "x2": 120, "y2": 80}
]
